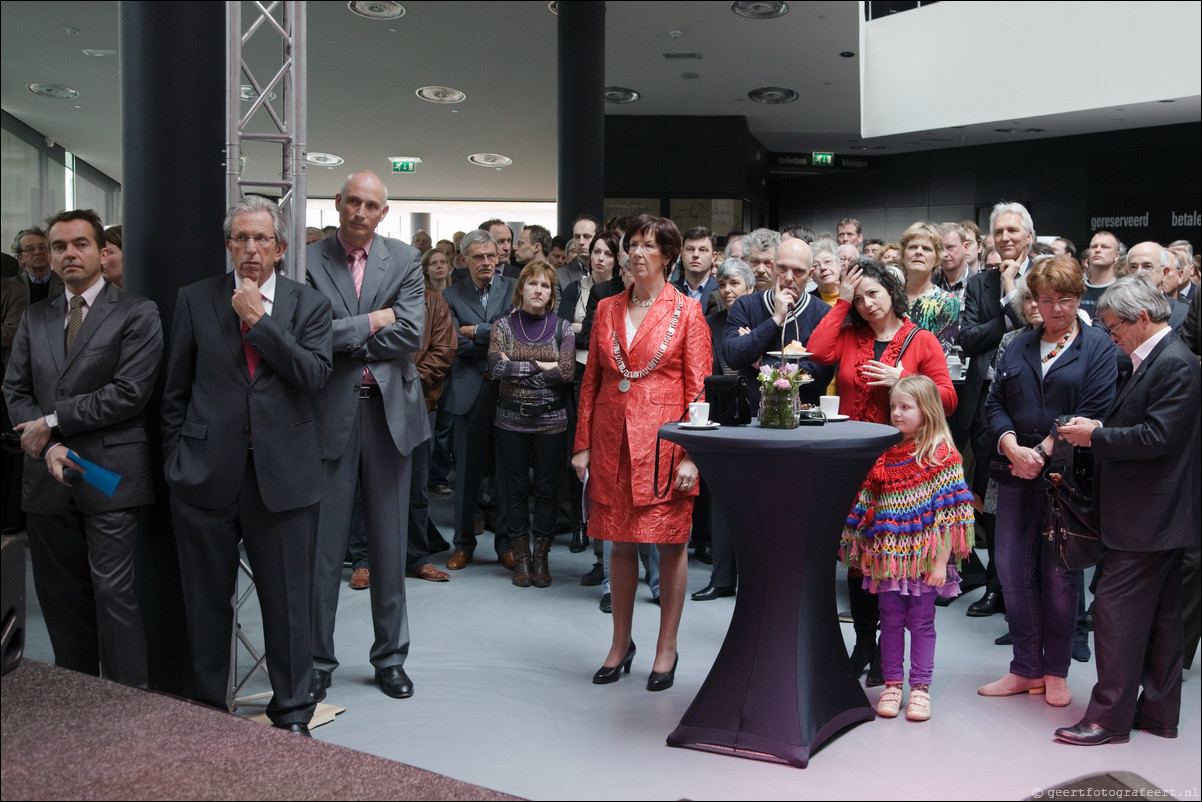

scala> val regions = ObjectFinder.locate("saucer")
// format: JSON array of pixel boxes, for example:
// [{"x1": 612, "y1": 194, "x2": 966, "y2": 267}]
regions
[
  {"x1": 678, "y1": 421, "x2": 720, "y2": 430},
  {"x1": 766, "y1": 350, "x2": 810, "y2": 359},
  {"x1": 824, "y1": 413, "x2": 850, "y2": 422}
]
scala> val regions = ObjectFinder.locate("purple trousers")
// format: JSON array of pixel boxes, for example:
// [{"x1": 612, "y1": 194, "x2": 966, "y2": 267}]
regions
[{"x1": 877, "y1": 590, "x2": 936, "y2": 685}]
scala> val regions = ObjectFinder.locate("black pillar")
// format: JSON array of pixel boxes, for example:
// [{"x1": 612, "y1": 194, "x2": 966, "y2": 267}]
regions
[
  {"x1": 120, "y1": 0, "x2": 227, "y2": 694},
  {"x1": 557, "y1": 1, "x2": 605, "y2": 236}
]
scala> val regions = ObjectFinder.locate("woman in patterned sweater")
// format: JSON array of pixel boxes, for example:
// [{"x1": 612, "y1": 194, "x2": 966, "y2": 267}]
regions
[{"x1": 487, "y1": 261, "x2": 575, "y2": 588}]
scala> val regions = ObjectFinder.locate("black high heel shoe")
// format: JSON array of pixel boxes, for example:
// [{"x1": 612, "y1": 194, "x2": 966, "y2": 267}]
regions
[
  {"x1": 592, "y1": 641, "x2": 636, "y2": 684},
  {"x1": 647, "y1": 653, "x2": 679, "y2": 691}
]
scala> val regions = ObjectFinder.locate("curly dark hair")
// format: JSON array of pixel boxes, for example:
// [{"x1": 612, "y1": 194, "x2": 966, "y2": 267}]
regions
[{"x1": 846, "y1": 256, "x2": 909, "y2": 328}]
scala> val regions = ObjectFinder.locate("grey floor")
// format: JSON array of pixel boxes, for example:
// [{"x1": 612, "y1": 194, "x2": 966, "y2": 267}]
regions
[{"x1": 16, "y1": 487, "x2": 1202, "y2": 801}]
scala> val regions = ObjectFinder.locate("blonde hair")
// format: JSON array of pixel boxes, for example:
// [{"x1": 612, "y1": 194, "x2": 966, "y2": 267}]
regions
[{"x1": 891, "y1": 375, "x2": 956, "y2": 468}]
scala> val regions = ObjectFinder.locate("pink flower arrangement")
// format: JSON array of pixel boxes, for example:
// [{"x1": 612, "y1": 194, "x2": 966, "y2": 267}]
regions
[{"x1": 758, "y1": 361, "x2": 807, "y2": 392}]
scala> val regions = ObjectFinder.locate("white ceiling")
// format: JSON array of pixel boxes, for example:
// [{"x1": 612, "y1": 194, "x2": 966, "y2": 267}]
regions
[{"x1": 2, "y1": 1, "x2": 1199, "y2": 201}]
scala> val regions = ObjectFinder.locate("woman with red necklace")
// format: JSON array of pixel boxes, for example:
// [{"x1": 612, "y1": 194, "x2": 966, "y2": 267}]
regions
[{"x1": 573, "y1": 215, "x2": 711, "y2": 690}]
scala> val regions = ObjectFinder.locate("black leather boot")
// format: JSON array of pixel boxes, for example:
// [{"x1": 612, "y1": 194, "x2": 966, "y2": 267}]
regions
[
  {"x1": 531, "y1": 537, "x2": 553, "y2": 588},
  {"x1": 511, "y1": 536, "x2": 532, "y2": 587}
]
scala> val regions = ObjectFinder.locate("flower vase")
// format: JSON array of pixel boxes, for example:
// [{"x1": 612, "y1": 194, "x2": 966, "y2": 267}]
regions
[{"x1": 758, "y1": 385, "x2": 799, "y2": 429}]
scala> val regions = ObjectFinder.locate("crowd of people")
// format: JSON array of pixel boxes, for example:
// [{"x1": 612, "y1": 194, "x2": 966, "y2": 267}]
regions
[{"x1": 3, "y1": 182, "x2": 1200, "y2": 745}]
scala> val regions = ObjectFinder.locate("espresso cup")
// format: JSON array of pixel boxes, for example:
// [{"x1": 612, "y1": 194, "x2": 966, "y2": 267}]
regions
[
  {"x1": 689, "y1": 401, "x2": 710, "y2": 425},
  {"x1": 819, "y1": 395, "x2": 840, "y2": 416}
]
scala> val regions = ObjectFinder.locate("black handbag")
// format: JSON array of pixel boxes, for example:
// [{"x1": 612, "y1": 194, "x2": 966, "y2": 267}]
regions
[
  {"x1": 1042, "y1": 439, "x2": 1104, "y2": 571},
  {"x1": 704, "y1": 374, "x2": 751, "y2": 426}
]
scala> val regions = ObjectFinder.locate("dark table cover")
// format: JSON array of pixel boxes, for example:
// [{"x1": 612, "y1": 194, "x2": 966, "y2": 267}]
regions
[{"x1": 660, "y1": 418, "x2": 900, "y2": 768}]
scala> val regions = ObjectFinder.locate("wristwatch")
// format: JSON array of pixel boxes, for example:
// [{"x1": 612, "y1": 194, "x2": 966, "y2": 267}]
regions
[
  {"x1": 1034, "y1": 443, "x2": 1049, "y2": 461},
  {"x1": 44, "y1": 412, "x2": 59, "y2": 432}
]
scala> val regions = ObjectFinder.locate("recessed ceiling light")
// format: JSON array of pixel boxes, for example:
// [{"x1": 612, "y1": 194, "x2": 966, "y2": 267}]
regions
[
  {"x1": 840, "y1": 51, "x2": 855, "y2": 58},
  {"x1": 347, "y1": 1, "x2": 405, "y2": 21},
  {"x1": 468, "y1": 153, "x2": 512, "y2": 168},
  {"x1": 417, "y1": 86, "x2": 466, "y2": 104},
  {"x1": 994, "y1": 128, "x2": 1017, "y2": 134},
  {"x1": 82, "y1": 49, "x2": 117, "y2": 57},
  {"x1": 306, "y1": 152, "x2": 345, "y2": 166},
  {"x1": 748, "y1": 86, "x2": 797, "y2": 104},
  {"x1": 605, "y1": 87, "x2": 640, "y2": 104},
  {"x1": 1023, "y1": 128, "x2": 1045, "y2": 134},
  {"x1": 240, "y1": 85, "x2": 277, "y2": 102},
  {"x1": 27, "y1": 82, "x2": 79, "y2": 99},
  {"x1": 731, "y1": 1, "x2": 789, "y2": 20},
  {"x1": 1158, "y1": 99, "x2": 1176, "y2": 103}
]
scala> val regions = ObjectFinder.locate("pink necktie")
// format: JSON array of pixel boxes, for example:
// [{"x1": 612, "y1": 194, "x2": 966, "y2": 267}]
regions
[
  {"x1": 350, "y1": 248, "x2": 365, "y2": 298},
  {"x1": 350, "y1": 247, "x2": 376, "y2": 385}
]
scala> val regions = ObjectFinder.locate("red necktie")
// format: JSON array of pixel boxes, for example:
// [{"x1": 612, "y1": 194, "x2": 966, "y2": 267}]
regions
[{"x1": 240, "y1": 320, "x2": 259, "y2": 378}]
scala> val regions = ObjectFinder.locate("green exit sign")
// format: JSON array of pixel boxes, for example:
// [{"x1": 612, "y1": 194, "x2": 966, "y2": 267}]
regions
[
  {"x1": 390, "y1": 158, "x2": 422, "y2": 173},
  {"x1": 812, "y1": 152, "x2": 834, "y2": 167}
]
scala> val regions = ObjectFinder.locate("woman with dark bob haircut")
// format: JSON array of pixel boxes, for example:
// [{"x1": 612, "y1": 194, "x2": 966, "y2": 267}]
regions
[
  {"x1": 980, "y1": 254, "x2": 1118, "y2": 707},
  {"x1": 572, "y1": 214, "x2": 710, "y2": 691},
  {"x1": 807, "y1": 256, "x2": 957, "y2": 681}
]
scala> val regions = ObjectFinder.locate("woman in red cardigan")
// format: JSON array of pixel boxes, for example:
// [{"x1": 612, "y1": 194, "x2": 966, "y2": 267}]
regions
[
  {"x1": 807, "y1": 257, "x2": 957, "y2": 422},
  {"x1": 807, "y1": 255, "x2": 957, "y2": 684}
]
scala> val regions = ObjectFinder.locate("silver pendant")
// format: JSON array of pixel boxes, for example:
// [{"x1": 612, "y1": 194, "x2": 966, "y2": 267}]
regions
[{"x1": 619, "y1": 378, "x2": 631, "y2": 393}]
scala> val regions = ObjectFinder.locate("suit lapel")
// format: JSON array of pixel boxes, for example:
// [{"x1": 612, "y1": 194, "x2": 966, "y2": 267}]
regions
[
  {"x1": 41, "y1": 295, "x2": 67, "y2": 375},
  {"x1": 320, "y1": 239, "x2": 359, "y2": 316},
  {"x1": 1109, "y1": 331, "x2": 1176, "y2": 414},
  {"x1": 357, "y1": 237, "x2": 389, "y2": 314},
  {"x1": 61, "y1": 283, "x2": 115, "y2": 374},
  {"x1": 484, "y1": 277, "x2": 510, "y2": 322},
  {"x1": 211, "y1": 274, "x2": 252, "y2": 383}
]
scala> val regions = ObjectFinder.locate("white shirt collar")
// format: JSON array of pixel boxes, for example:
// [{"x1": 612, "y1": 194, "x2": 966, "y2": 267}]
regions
[
  {"x1": 1131, "y1": 325, "x2": 1171, "y2": 372},
  {"x1": 258, "y1": 270, "x2": 277, "y2": 315},
  {"x1": 64, "y1": 277, "x2": 106, "y2": 309}
]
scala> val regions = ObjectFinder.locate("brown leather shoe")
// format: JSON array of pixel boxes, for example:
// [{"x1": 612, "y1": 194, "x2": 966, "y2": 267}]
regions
[
  {"x1": 406, "y1": 563, "x2": 450, "y2": 582},
  {"x1": 446, "y1": 549, "x2": 472, "y2": 570},
  {"x1": 498, "y1": 551, "x2": 516, "y2": 571},
  {"x1": 348, "y1": 567, "x2": 370, "y2": 590}
]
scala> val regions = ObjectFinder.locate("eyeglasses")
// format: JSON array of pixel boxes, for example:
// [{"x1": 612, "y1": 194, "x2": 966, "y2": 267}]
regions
[
  {"x1": 1105, "y1": 318, "x2": 1134, "y2": 337},
  {"x1": 19, "y1": 244, "x2": 48, "y2": 254},
  {"x1": 1035, "y1": 297, "x2": 1077, "y2": 308},
  {"x1": 229, "y1": 234, "x2": 276, "y2": 247}
]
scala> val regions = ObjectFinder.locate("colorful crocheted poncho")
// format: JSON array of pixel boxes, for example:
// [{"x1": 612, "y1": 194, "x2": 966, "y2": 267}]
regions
[{"x1": 841, "y1": 441, "x2": 975, "y2": 585}]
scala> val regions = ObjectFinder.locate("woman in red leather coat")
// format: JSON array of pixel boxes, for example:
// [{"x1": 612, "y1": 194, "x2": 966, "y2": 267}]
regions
[{"x1": 572, "y1": 215, "x2": 712, "y2": 691}]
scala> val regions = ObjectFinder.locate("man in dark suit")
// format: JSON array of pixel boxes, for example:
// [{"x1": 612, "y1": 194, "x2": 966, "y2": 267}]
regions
[
  {"x1": 955, "y1": 201, "x2": 1036, "y2": 617},
  {"x1": 1054, "y1": 277, "x2": 1201, "y2": 745},
  {"x1": 441, "y1": 229, "x2": 516, "y2": 569},
  {"x1": 161, "y1": 196, "x2": 332, "y2": 736},
  {"x1": 306, "y1": 170, "x2": 428, "y2": 701},
  {"x1": 671, "y1": 226, "x2": 719, "y2": 313},
  {"x1": 11, "y1": 227, "x2": 64, "y2": 304},
  {"x1": 3, "y1": 208, "x2": 163, "y2": 688}
]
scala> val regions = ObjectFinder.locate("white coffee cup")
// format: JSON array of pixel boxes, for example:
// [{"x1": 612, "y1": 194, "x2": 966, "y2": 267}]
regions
[
  {"x1": 689, "y1": 401, "x2": 710, "y2": 425},
  {"x1": 819, "y1": 395, "x2": 840, "y2": 416},
  {"x1": 947, "y1": 357, "x2": 964, "y2": 380}
]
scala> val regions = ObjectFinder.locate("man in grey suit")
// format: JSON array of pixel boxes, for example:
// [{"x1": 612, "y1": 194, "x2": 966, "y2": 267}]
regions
[
  {"x1": 1054, "y1": 277, "x2": 1201, "y2": 745},
  {"x1": 441, "y1": 229, "x2": 516, "y2": 570},
  {"x1": 3, "y1": 208, "x2": 163, "y2": 688},
  {"x1": 306, "y1": 170, "x2": 428, "y2": 701},
  {"x1": 161, "y1": 196, "x2": 332, "y2": 736}
]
